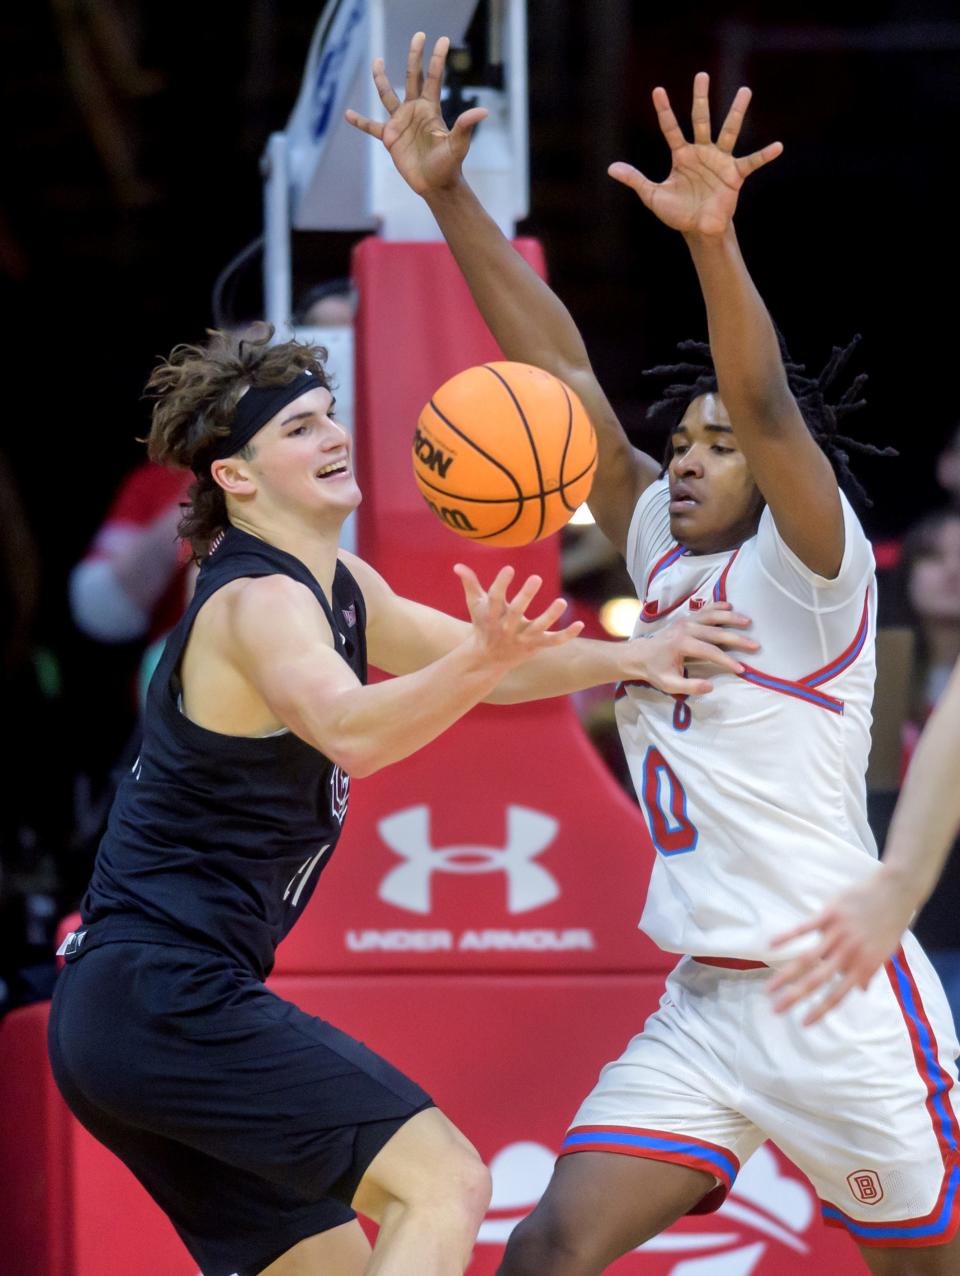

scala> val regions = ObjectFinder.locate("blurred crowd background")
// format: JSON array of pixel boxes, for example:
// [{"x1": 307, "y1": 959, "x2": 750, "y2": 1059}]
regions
[{"x1": 2, "y1": 0, "x2": 959, "y2": 1018}]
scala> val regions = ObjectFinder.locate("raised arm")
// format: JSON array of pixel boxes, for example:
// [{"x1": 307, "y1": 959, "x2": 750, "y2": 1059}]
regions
[
  {"x1": 610, "y1": 74, "x2": 844, "y2": 579},
  {"x1": 768, "y1": 659, "x2": 960, "y2": 1024},
  {"x1": 345, "y1": 32, "x2": 660, "y2": 555}
]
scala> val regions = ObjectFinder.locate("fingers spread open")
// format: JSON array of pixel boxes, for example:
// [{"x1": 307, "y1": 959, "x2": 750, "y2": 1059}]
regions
[
  {"x1": 486, "y1": 565, "x2": 516, "y2": 610},
  {"x1": 803, "y1": 970, "x2": 860, "y2": 1026},
  {"x1": 651, "y1": 86, "x2": 687, "y2": 152},
  {"x1": 691, "y1": 71, "x2": 712, "y2": 145},
  {"x1": 344, "y1": 109, "x2": 385, "y2": 141},
  {"x1": 404, "y1": 32, "x2": 426, "y2": 100},
  {"x1": 372, "y1": 57, "x2": 401, "y2": 114},
  {"x1": 682, "y1": 639, "x2": 744, "y2": 673},
  {"x1": 737, "y1": 140, "x2": 784, "y2": 177},
  {"x1": 452, "y1": 562, "x2": 483, "y2": 611},
  {"x1": 608, "y1": 162, "x2": 657, "y2": 208},
  {"x1": 507, "y1": 573, "x2": 544, "y2": 617},
  {"x1": 716, "y1": 85, "x2": 751, "y2": 152},
  {"x1": 424, "y1": 35, "x2": 450, "y2": 103}
]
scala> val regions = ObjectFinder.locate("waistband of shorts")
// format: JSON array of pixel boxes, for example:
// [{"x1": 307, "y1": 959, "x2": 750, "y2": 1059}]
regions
[
  {"x1": 58, "y1": 915, "x2": 233, "y2": 963},
  {"x1": 691, "y1": 955, "x2": 769, "y2": 971}
]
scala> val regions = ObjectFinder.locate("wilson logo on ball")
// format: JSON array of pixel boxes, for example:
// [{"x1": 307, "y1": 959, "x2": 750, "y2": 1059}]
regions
[
  {"x1": 413, "y1": 428, "x2": 456, "y2": 478},
  {"x1": 412, "y1": 361, "x2": 598, "y2": 546}
]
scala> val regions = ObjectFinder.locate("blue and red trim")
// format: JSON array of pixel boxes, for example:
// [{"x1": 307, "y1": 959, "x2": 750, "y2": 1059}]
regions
[
  {"x1": 820, "y1": 946, "x2": 960, "y2": 1248},
  {"x1": 733, "y1": 588, "x2": 871, "y2": 716},
  {"x1": 645, "y1": 544, "x2": 685, "y2": 593},
  {"x1": 560, "y1": 1124, "x2": 739, "y2": 1204},
  {"x1": 712, "y1": 548, "x2": 740, "y2": 602},
  {"x1": 798, "y1": 592, "x2": 870, "y2": 689},
  {"x1": 736, "y1": 664, "x2": 845, "y2": 714}
]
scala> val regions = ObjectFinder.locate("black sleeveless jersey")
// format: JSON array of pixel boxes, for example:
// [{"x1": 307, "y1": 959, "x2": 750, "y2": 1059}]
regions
[{"x1": 81, "y1": 526, "x2": 367, "y2": 979}]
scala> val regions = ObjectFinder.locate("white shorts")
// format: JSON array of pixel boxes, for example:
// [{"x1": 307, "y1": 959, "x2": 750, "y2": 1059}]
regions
[{"x1": 563, "y1": 934, "x2": 960, "y2": 1249}]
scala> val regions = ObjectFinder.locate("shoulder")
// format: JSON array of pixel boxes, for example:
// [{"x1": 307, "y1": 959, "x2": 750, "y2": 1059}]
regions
[
  {"x1": 755, "y1": 488, "x2": 874, "y2": 599},
  {"x1": 337, "y1": 551, "x2": 390, "y2": 610},
  {"x1": 624, "y1": 476, "x2": 672, "y2": 581},
  {"x1": 218, "y1": 575, "x2": 333, "y2": 647}
]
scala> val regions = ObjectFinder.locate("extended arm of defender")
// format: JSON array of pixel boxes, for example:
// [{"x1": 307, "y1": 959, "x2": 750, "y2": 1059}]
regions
[
  {"x1": 345, "y1": 32, "x2": 660, "y2": 555},
  {"x1": 611, "y1": 74, "x2": 844, "y2": 578},
  {"x1": 344, "y1": 552, "x2": 756, "y2": 703},
  {"x1": 768, "y1": 659, "x2": 960, "y2": 1023}
]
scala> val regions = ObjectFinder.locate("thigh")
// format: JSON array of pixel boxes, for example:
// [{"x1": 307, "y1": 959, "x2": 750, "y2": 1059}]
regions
[
  {"x1": 48, "y1": 1037, "x2": 358, "y2": 1276},
  {"x1": 745, "y1": 935, "x2": 960, "y2": 1251},
  {"x1": 260, "y1": 1220, "x2": 372, "y2": 1276},
  {"x1": 562, "y1": 965, "x2": 765, "y2": 1215},
  {"x1": 52, "y1": 941, "x2": 432, "y2": 1200}
]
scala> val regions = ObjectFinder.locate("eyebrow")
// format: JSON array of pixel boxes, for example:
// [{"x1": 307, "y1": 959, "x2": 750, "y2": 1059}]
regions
[
  {"x1": 673, "y1": 423, "x2": 733, "y2": 436},
  {"x1": 281, "y1": 401, "x2": 335, "y2": 428}
]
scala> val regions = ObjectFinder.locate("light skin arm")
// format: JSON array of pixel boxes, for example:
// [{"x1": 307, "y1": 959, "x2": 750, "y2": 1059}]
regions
[
  {"x1": 226, "y1": 565, "x2": 577, "y2": 778},
  {"x1": 345, "y1": 33, "x2": 660, "y2": 555},
  {"x1": 768, "y1": 659, "x2": 960, "y2": 1024},
  {"x1": 610, "y1": 75, "x2": 845, "y2": 579},
  {"x1": 343, "y1": 551, "x2": 758, "y2": 703}
]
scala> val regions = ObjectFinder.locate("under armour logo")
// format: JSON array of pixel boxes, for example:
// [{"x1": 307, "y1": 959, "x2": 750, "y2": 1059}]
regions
[{"x1": 377, "y1": 806, "x2": 560, "y2": 915}]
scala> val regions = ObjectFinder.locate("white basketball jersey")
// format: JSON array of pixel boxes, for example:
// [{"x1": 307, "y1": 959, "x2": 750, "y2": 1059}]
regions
[{"x1": 617, "y1": 478, "x2": 879, "y2": 963}]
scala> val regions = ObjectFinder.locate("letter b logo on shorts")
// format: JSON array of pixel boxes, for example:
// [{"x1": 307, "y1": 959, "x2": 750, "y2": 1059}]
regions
[
  {"x1": 847, "y1": 1169, "x2": 884, "y2": 1204},
  {"x1": 377, "y1": 805, "x2": 560, "y2": 915}
]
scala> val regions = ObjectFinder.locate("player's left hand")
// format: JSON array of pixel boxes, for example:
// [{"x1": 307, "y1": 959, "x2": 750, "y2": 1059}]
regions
[
  {"x1": 767, "y1": 867, "x2": 916, "y2": 1025},
  {"x1": 345, "y1": 31, "x2": 487, "y2": 196},
  {"x1": 608, "y1": 73, "x2": 782, "y2": 238},
  {"x1": 622, "y1": 601, "x2": 759, "y2": 696}
]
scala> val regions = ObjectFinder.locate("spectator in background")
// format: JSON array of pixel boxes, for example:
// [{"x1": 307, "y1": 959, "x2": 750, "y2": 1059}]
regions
[
  {"x1": 69, "y1": 462, "x2": 191, "y2": 648},
  {"x1": 898, "y1": 507, "x2": 960, "y2": 1023}
]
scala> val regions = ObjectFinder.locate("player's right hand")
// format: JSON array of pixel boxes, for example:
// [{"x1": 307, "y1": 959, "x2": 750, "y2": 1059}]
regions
[
  {"x1": 623, "y1": 601, "x2": 759, "y2": 696},
  {"x1": 344, "y1": 31, "x2": 488, "y2": 196},
  {"x1": 454, "y1": 563, "x2": 583, "y2": 671}
]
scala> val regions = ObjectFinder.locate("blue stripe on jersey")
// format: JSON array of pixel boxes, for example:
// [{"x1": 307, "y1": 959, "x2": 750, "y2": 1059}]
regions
[
  {"x1": 738, "y1": 668, "x2": 844, "y2": 713},
  {"x1": 821, "y1": 1166, "x2": 960, "y2": 1239},
  {"x1": 560, "y1": 1130, "x2": 737, "y2": 1183},
  {"x1": 890, "y1": 955, "x2": 959, "y2": 1153}
]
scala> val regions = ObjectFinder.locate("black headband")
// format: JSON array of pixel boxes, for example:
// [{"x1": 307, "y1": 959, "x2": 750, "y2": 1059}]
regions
[{"x1": 204, "y1": 369, "x2": 318, "y2": 468}]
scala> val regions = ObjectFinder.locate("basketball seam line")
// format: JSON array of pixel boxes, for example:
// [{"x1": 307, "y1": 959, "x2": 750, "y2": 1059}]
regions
[
  {"x1": 424, "y1": 398, "x2": 524, "y2": 537},
  {"x1": 557, "y1": 381, "x2": 576, "y2": 513},
  {"x1": 412, "y1": 450, "x2": 599, "y2": 504},
  {"x1": 481, "y1": 364, "x2": 547, "y2": 540}
]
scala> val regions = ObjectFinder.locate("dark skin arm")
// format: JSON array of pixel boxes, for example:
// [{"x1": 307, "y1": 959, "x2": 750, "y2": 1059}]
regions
[
  {"x1": 610, "y1": 74, "x2": 845, "y2": 579},
  {"x1": 345, "y1": 32, "x2": 659, "y2": 555}
]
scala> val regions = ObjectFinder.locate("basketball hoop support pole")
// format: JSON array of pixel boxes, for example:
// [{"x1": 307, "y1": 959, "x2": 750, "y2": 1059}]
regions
[{"x1": 262, "y1": 131, "x2": 292, "y2": 337}]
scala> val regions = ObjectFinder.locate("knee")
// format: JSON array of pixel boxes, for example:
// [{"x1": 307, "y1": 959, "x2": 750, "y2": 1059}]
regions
[
  {"x1": 499, "y1": 1211, "x2": 585, "y2": 1276},
  {"x1": 437, "y1": 1145, "x2": 492, "y2": 1233}
]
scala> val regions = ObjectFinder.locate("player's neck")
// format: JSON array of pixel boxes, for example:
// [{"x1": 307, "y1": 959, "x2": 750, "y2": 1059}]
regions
[{"x1": 230, "y1": 511, "x2": 342, "y2": 598}]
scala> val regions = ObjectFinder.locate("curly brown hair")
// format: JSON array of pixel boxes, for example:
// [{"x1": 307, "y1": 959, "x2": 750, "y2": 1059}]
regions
[{"x1": 145, "y1": 323, "x2": 331, "y2": 559}]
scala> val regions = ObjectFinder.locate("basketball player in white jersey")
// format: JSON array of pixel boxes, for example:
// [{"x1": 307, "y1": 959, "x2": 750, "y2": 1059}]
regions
[{"x1": 349, "y1": 33, "x2": 960, "y2": 1272}]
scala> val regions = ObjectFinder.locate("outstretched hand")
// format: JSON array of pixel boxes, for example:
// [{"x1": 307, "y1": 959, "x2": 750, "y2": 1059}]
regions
[
  {"x1": 345, "y1": 31, "x2": 487, "y2": 196},
  {"x1": 622, "y1": 601, "x2": 758, "y2": 696},
  {"x1": 454, "y1": 563, "x2": 582, "y2": 671},
  {"x1": 609, "y1": 72, "x2": 782, "y2": 237},
  {"x1": 766, "y1": 868, "x2": 915, "y2": 1025}
]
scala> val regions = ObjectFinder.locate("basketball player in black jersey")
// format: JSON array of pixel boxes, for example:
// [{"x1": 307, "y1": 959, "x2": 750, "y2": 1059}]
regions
[{"x1": 48, "y1": 325, "x2": 754, "y2": 1276}]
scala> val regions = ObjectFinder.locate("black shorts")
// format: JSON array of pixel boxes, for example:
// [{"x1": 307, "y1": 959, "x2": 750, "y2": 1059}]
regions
[{"x1": 48, "y1": 933, "x2": 433, "y2": 1276}]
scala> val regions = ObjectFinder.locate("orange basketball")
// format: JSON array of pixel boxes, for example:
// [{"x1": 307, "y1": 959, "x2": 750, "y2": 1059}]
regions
[{"x1": 412, "y1": 362, "x2": 598, "y2": 546}]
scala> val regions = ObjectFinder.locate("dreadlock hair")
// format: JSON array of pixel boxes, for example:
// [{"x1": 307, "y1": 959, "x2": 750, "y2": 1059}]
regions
[
  {"x1": 145, "y1": 323, "x2": 331, "y2": 560},
  {"x1": 644, "y1": 332, "x2": 895, "y2": 507}
]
